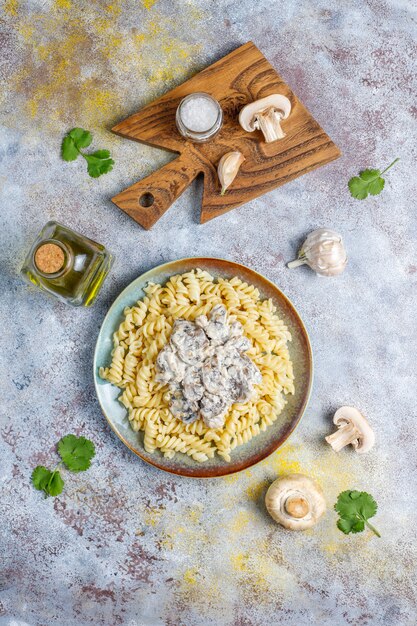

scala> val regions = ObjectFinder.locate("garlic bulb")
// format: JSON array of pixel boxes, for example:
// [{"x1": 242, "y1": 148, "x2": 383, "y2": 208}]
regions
[
  {"x1": 265, "y1": 474, "x2": 326, "y2": 531},
  {"x1": 217, "y1": 151, "x2": 245, "y2": 195},
  {"x1": 287, "y1": 228, "x2": 347, "y2": 276}
]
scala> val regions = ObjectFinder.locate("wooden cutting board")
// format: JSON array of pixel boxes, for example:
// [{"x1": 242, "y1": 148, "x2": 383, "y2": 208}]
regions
[{"x1": 112, "y1": 41, "x2": 341, "y2": 229}]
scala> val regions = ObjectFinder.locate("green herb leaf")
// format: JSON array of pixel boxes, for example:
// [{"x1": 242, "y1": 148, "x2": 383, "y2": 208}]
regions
[
  {"x1": 335, "y1": 490, "x2": 380, "y2": 537},
  {"x1": 368, "y1": 177, "x2": 385, "y2": 196},
  {"x1": 61, "y1": 136, "x2": 79, "y2": 162},
  {"x1": 31, "y1": 465, "x2": 64, "y2": 497},
  {"x1": 84, "y1": 153, "x2": 114, "y2": 178},
  {"x1": 336, "y1": 517, "x2": 357, "y2": 534},
  {"x1": 68, "y1": 127, "x2": 93, "y2": 148},
  {"x1": 47, "y1": 470, "x2": 65, "y2": 496},
  {"x1": 61, "y1": 129, "x2": 114, "y2": 177},
  {"x1": 89, "y1": 149, "x2": 110, "y2": 159},
  {"x1": 32, "y1": 465, "x2": 53, "y2": 491},
  {"x1": 348, "y1": 158, "x2": 399, "y2": 199},
  {"x1": 58, "y1": 434, "x2": 96, "y2": 472}
]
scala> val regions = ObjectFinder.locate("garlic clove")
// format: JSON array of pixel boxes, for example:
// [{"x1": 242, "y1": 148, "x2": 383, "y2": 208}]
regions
[
  {"x1": 287, "y1": 228, "x2": 347, "y2": 277},
  {"x1": 217, "y1": 151, "x2": 245, "y2": 195}
]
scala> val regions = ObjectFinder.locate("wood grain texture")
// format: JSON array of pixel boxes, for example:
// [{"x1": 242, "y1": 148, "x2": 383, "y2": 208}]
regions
[{"x1": 112, "y1": 42, "x2": 341, "y2": 229}]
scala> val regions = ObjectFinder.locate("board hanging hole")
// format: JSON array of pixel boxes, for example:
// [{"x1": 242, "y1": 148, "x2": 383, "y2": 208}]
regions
[{"x1": 139, "y1": 192, "x2": 154, "y2": 208}]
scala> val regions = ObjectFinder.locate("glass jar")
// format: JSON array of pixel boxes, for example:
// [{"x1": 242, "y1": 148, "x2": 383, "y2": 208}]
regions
[
  {"x1": 176, "y1": 92, "x2": 223, "y2": 142},
  {"x1": 20, "y1": 221, "x2": 114, "y2": 306}
]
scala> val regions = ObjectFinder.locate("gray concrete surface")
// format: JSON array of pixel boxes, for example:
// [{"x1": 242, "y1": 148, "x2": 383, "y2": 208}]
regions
[{"x1": 1, "y1": 0, "x2": 416, "y2": 624}]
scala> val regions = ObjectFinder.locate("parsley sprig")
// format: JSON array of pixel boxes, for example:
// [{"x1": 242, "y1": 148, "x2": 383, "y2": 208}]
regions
[
  {"x1": 31, "y1": 434, "x2": 95, "y2": 497},
  {"x1": 335, "y1": 490, "x2": 380, "y2": 537},
  {"x1": 61, "y1": 128, "x2": 114, "y2": 178},
  {"x1": 348, "y1": 158, "x2": 399, "y2": 199}
]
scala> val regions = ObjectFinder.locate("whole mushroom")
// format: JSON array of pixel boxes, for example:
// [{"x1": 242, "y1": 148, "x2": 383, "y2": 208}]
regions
[
  {"x1": 265, "y1": 474, "x2": 326, "y2": 531},
  {"x1": 325, "y1": 406, "x2": 375, "y2": 454},
  {"x1": 239, "y1": 94, "x2": 291, "y2": 143}
]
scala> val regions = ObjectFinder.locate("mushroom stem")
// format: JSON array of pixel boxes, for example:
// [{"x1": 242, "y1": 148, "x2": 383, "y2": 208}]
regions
[
  {"x1": 255, "y1": 107, "x2": 285, "y2": 143},
  {"x1": 325, "y1": 422, "x2": 362, "y2": 452},
  {"x1": 285, "y1": 496, "x2": 309, "y2": 519}
]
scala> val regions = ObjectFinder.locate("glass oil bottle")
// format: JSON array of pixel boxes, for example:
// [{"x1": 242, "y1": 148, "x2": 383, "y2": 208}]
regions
[{"x1": 20, "y1": 221, "x2": 114, "y2": 306}]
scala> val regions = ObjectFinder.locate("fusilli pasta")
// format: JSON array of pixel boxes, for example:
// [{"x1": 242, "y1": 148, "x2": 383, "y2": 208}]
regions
[{"x1": 99, "y1": 270, "x2": 294, "y2": 462}]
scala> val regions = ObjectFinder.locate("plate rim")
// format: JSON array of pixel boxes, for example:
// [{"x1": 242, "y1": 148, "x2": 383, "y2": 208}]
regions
[{"x1": 93, "y1": 257, "x2": 313, "y2": 478}]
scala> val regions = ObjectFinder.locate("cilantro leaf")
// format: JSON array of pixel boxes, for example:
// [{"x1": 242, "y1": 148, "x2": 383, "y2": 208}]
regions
[
  {"x1": 31, "y1": 465, "x2": 64, "y2": 497},
  {"x1": 68, "y1": 128, "x2": 92, "y2": 148},
  {"x1": 351, "y1": 519, "x2": 366, "y2": 533},
  {"x1": 32, "y1": 466, "x2": 53, "y2": 491},
  {"x1": 47, "y1": 470, "x2": 65, "y2": 496},
  {"x1": 84, "y1": 153, "x2": 114, "y2": 178},
  {"x1": 337, "y1": 517, "x2": 357, "y2": 534},
  {"x1": 58, "y1": 434, "x2": 96, "y2": 472},
  {"x1": 358, "y1": 168, "x2": 380, "y2": 181},
  {"x1": 368, "y1": 177, "x2": 385, "y2": 196},
  {"x1": 335, "y1": 490, "x2": 380, "y2": 537},
  {"x1": 61, "y1": 136, "x2": 79, "y2": 161},
  {"x1": 61, "y1": 128, "x2": 114, "y2": 178},
  {"x1": 348, "y1": 158, "x2": 399, "y2": 200},
  {"x1": 89, "y1": 149, "x2": 110, "y2": 159}
]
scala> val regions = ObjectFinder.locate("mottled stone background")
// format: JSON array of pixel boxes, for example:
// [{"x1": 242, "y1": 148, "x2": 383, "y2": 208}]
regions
[{"x1": 1, "y1": 0, "x2": 416, "y2": 624}]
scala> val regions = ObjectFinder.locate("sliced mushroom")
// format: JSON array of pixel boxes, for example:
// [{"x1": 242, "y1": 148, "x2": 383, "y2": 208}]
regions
[
  {"x1": 265, "y1": 474, "x2": 326, "y2": 531},
  {"x1": 325, "y1": 406, "x2": 375, "y2": 454},
  {"x1": 239, "y1": 94, "x2": 291, "y2": 143}
]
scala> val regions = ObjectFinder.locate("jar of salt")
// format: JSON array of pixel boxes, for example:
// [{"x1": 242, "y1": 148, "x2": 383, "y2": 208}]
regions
[{"x1": 176, "y1": 92, "x2": 223, "y2": 142}]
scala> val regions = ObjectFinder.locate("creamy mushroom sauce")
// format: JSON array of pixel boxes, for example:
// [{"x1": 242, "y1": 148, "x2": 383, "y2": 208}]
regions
[{"x1": 155, "y1": 304, "x2": 262, "y2": 429}]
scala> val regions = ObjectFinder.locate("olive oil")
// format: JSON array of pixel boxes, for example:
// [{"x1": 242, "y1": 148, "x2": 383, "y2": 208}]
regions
[{"x1": 21, "y1": 221, "x2": 113, "y2": 306}]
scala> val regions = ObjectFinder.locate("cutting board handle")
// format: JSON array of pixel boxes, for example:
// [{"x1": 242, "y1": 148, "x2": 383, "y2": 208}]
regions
[{"x1": 111, "y1": 153, "x2": 200, "y2": 230}]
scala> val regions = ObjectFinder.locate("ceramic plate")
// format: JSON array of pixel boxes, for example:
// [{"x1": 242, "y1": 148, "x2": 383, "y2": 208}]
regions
[{"x1": 94, "y1": 258, "x2": 313, "y2": 478}]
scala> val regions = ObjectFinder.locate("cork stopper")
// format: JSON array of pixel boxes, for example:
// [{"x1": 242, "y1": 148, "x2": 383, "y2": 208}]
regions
[{"x1": 34, "y1": 242, "x2": 65, "y2": 274}]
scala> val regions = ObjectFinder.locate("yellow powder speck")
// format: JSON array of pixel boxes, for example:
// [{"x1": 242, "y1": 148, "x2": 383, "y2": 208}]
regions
[
  {"x1": 100, "y1": 33, "x2": 123, "y2": 59},
  {"x1": 144, "y1": 506, "x2": 164, "y2": 527},
  {"x1": 231, "y1": 552, "x2": 249, "y2": 572},
  {"x1": 134, "y1": 32, "x2": 146, "y2": 44},
  {"x1": 187, "y1": 507, "x2": 202, "y2": 523},
  {"x1": 266, "y1": 442, "x2": 303, "y2": 475},
  {"x1": 17, "y1": 23, "x2": 34, "y2": 41},
  {"x1": 142, "y1": 0, "x2": 157, "y2": 9},
  {"x1": 148, "y1": 21, "x2": 163, "y2": 37},
  {"x1": 223, "y1": 472, "x2": 240, "y2": 484},
  {"x1": 27, "y1": 100, "x2": 38, "y2": 118},
  {"x1": 105, "y1": 3, "x2": 121, "y2": 15},
  {"x1": 158, "y1": 534, "x2": 174, "y2": 550},
  {"x1": 4, "y1": 0, "x2": 18, "y2": 16},
  {"x1": 54, "y1": 0, "x2": 72, "y2": 9},
  {"x1": 231, "y1": 510, "x2": 252, "y2": 533},
  {"x1": 183, "y1": 567, "x2": 199, "y2": 586},
  {"x1": 246, "y1": 479, "x2": 270, "y2": 502}
]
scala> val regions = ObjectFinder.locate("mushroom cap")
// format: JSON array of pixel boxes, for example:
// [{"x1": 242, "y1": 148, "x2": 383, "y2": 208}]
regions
[
  {"x1": 333, "y1": 406, "x2": 375, "y2": 454},
  {"x1": 239, "y1": 94, "x2": 292, "y2": 132},
  {"x1": 265, "y1": 473, "x2": 326, "y2": 531}
]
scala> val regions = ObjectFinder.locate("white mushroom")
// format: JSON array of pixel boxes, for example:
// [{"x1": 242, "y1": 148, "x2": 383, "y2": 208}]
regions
[
  {"x1": 239, "y1": 94, "x2": 292, "y2": 143},
  {"x1": 325, "y1": 406, "x2": 375, "y2": 454},
  {"x1": 265, "y1": 474, "x2": 326, "y2": 531}
]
